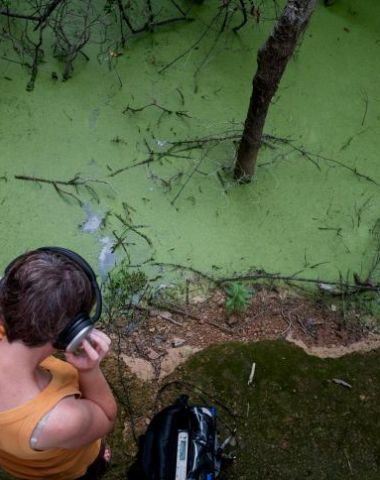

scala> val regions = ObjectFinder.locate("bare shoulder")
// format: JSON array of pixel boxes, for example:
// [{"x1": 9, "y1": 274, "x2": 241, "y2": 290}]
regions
[
  {"x1": 48, "y1": 396, "x2": 93, "y2": 431},
  {"x1": 34, "y1": 396, "x2": 112, "y2": 450},
  {"x1": 33, "y1": 396, "x2": 90, "y2": 449}
]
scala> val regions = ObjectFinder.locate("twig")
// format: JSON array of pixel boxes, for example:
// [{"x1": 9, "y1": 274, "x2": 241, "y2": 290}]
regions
[
  {"x1": 52, "y1": 182, "x2": 82, "y2": 206},
  {"x1": 217, "y1": 171, "x2": 228, "y2": 194},
  {"x1": 217, "y1": 270, "x2": 380, "y2": 294},
  {"x1": 354, "y1": 196, "x2": 372, "y2": 228},
  {"x1": 169, "y1": 0, "x2": 187, "y2": 16},
  {"x1": 149, "y1": 301, "x2": 233, "y2": 334},
  {"x1": 0, "y1": 55, "x2": 28, "y2": 66},
  {"x1": 233, "y1": 0, "x2": 248, "y2": 32},
  {"x1": 134, "y1": 305, "x2": 183, "y2": 326},
  {"x1": 318, "y1": 227, "x2": 342, "y2": 236},
  {"x1": 153, "y1": 16, "x2": 194, "y2": 28},
  {"x1": 247, "y1": 362, "x2": 256, "y2": 385},
  {"x1": 151, "y1": 261, "x2": 380, "y2": 294},
  {"x1": 176, "y1": 88, "x2": 185, "y2": 106},
  {"x1": 159, "y1": 313, "x2": 183, "y2": 326},
  {"x1": 0, "y1": 9, "x2": 39, "y2": 21},
  {"x1": 332, "y1": 378, "x2": 352, "y2": 389},
  {"x1": 0, "y1": 0, "x2": 63, "y2": 25},
  {"x1": 14, "y1": 174, "x2": 106, "y2": 187},
  {"x1": 170, "y1": 159, "x2": 203, "y2": 206},
  {"x1": 193, "y1": 23, "x2": 224, "y2": 92},
  {"x1": 26, "y1": 22, "x2": 46, "y2": 92},
  {"x1": 361, "y1": 89, "x2": 369, "y2": 127},
  {"x1": 314, "y1": 152, "x2": 379, "y2": 187},
  {"x1": 152, "y1": 261, "x2": 218, "y2": 284},
  {"x1": 107, "y1": 131, "x2": 285, "y2": 180},
  {"x1": 116, "y1": 0, "x2": 192, "y2": 35},
  {"x1": 33, "y1": 0, "x2": 64, "y2": 30},
  {"x1": 295, "y1": 314, "x2": 316, "y2": 338},
  {"x1": 123, "y1": 102, "x2": 191, "y2": 118},
  {"x1": 108, "y1": 157, "x2": 155, "y2": 178},
  {"x1": 286, "y1": 143, "x2": 321, "y2": 171},
  {"x1": 14, "y1": 173, "x2": 105, "y2": 206},
  {"x1": 114, "y1": 213, "x2": 153, "y2": 247},
  {"x1": 159, "y1": 11, "x2": 221, "y2": 74},
  {"x1": 220, "y1": 2, "x2": 231, "y2": 33},
  {"x1": 344, "y1": 449, "x2": 353, "y2": 474}
]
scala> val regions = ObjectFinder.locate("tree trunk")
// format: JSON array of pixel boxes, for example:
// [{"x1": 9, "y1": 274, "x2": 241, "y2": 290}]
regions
[{"x1": 234, "y1": 0, "x2": 317, "y2": 183}]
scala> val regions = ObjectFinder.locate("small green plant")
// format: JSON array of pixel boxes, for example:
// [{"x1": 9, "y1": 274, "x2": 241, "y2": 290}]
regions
[
  {"x1": 225, "y1": 282, "x2": 251, "y2": 314},
  {"x1": 103, "y1": 260, "x2": 148, "y2": 323}
]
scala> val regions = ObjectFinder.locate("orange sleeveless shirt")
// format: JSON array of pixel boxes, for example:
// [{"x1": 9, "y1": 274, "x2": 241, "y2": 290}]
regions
[{"x1": 0, "y1": 328, "x2": 101, "y2": 480}]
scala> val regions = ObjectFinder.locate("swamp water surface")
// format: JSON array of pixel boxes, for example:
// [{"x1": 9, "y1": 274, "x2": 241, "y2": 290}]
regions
[{"x1": 1, "y1": 0, "x2": 380, "y2": 285}]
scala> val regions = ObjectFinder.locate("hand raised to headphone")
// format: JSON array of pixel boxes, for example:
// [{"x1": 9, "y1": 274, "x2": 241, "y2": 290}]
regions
[{"x1": 64, "y1": 329, "x2": 111, "y2": 372}]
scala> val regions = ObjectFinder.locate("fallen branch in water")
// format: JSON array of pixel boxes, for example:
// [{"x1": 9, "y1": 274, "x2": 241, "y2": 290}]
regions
[
  {"x1": 123, "y1": 101, "x2": 191, "y2": 119},
  {"x1": 107, "y1": 132, "x2": 284, "y2": 179},
  {"x1": 14, "y1": 174, "x2": 107, "y2": 206},
  {"x1": 218, "y1": 271, "x2": 380, "y2": 294},
  {"x1": 0, "y1": 0, "x2": 63, "y2": 24},
  {"x1": 116, "y1": 0, "x2": 193, "y2": 38},
  {"x1": 151, "y1": 261, "x2": 380, "y2": 296},
  {"x1": 152, "y1": 261, "x2": 218, "y2": 284},
  {"x1": 114, "y1": 213, "x2": 153, "y2": 247}
]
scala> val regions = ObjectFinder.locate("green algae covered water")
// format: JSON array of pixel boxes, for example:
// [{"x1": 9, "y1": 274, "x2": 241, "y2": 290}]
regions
[{"x1": 0, "y1": 0, "x2": 380, "y2": 284}]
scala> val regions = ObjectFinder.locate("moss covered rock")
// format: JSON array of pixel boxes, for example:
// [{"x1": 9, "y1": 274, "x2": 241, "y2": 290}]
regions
[{"x1": 168, "y1": 341, "x2": 380, "y2": 479}]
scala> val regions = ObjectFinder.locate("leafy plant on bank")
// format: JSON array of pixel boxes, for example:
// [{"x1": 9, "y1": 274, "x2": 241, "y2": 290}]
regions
[
  {"x1": 225, "y1": 282, "x2": 251, "y2": 314},
  {"x1": 103, "y1": 260, "x2": 148, "y2": 324}
]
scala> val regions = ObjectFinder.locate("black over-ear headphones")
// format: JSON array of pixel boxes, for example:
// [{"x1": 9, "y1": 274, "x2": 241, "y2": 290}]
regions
[{"x1": 1, "y1": 246, "x2": 102, "y2": 352}]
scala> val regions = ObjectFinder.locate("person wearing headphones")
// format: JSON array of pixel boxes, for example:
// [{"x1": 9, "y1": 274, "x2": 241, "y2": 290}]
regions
[{"x1": 0, "y1": 247, "x2": 118, "y2": 480}]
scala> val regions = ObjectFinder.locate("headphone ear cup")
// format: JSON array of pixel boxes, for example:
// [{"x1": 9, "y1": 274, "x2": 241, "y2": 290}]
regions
[{"x1": 54, "y1": 314, "x2": 93, "y2": 352}]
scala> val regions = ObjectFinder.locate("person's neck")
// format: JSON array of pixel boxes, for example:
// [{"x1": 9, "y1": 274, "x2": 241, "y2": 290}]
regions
[{"x1": 0, "y1": 338, "x2": 54, "y2": 378}]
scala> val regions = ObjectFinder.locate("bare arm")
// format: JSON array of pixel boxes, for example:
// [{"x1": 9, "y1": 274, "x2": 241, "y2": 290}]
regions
[
  {"x1": 78, "y1": 368, "x2": 117, "y2": 422},
  {"x1": 67, "y1": 330, "x2": 118, "y2": 423}
]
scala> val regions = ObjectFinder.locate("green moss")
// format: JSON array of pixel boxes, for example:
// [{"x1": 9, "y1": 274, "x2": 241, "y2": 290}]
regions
[{"x1": 162, "y1": 341, "x2": 380, "y2": 479}]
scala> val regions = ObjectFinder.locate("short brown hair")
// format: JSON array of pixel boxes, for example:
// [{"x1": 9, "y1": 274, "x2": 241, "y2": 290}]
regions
[{"x1": 0, "y1": 250, "x2": 95, "y2": 347}]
